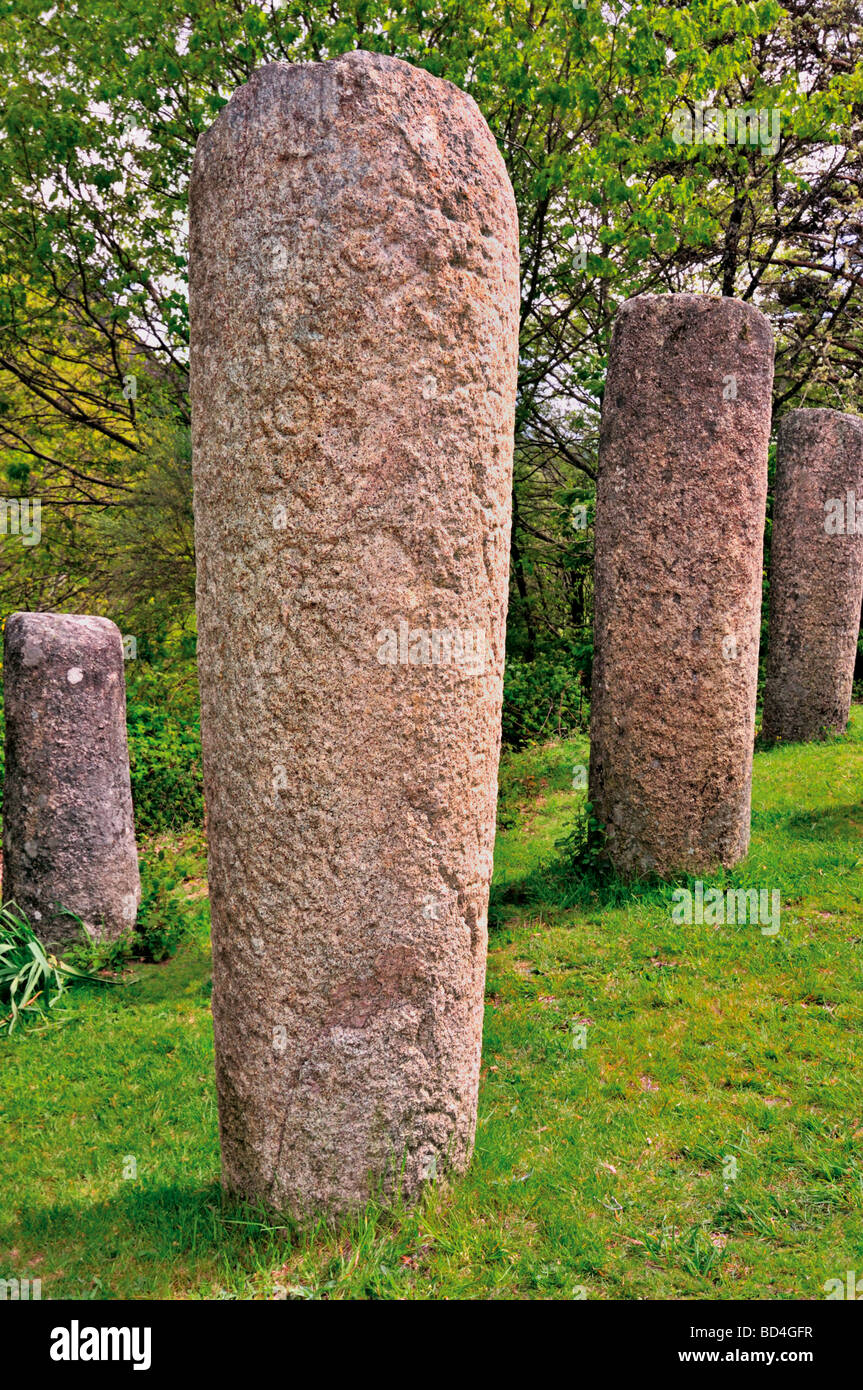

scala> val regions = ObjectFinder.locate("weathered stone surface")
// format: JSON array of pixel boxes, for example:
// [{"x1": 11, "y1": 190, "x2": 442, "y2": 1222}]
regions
[
  {"x1": 589, "y1": 293, "x2": 774, "y2": 879},
  {"x1": 762, "y1": 409, "x2": 863, "y2": 743},
  {"x1": 2, "y1": 613, "x2": 140, "y2": 945},
  {"x1": 190, "y1": 51, "x2": 519, "y2": 1215}
]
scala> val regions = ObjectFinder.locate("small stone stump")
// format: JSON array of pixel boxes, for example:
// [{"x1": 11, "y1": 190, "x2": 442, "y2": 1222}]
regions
[{"x1": 3, "y1": 612, "x2": 141, "y2": 945}]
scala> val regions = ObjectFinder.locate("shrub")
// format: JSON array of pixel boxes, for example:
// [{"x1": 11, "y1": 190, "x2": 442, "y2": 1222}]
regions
[
  {"x1": 127, "y1": 697, "x2": 203, "y2": 834},
  {"x1": 502, "y1": 644, "x2": 590, "y2": 747},
  {"x1": 132, "y1": 847, "x2": 209, "y2": 962},
  {"x1": 0, "y1": 903, "x2": 111, "y2": 1032},
  {"x1": 124, "y1": 654, "x2": 203, "y2": 834}
]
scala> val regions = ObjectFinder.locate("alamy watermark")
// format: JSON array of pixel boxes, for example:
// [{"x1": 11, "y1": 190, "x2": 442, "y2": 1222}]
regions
[
  {"x1": 0, "y1": 1275, "x2": 41, "y2": 1300},
  {"x1": 0, "y1": 497, "x2": 41, "y2": 546},
  {"x1": 824, "y1": 491, "x2": 862, "y2": 535},
  {"x1": 671, "y1": 881, "x2": 780, "y2": 935},
  {"x1": 672, "y1": 105, "x2": 781, "y2": 155},
  {"x1": 50, "y1": 1322, "x2": 151, "y2": 1370},
  {"x1": 823, "y1": 1271, "x2": 863, "y2": 1300},
  {"x1": 376, "y1": 619, "x2": 487, "y2": 675}
]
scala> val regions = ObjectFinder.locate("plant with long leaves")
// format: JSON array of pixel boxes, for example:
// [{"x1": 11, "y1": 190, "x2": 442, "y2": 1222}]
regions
[{"x1": 0, "y1": 903, "x2": 112, "y2": 1033}]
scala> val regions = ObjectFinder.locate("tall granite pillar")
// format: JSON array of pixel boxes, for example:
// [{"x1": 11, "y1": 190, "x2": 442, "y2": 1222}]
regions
[
  {"x1": 762, "y1": 408, "x2": 863, "y2": 742},
  {"x1": 190, "y1": 52, "x2": 519, "y2": 1215},
  {"x1": 589, "y1": 293, "x2": 774, "y2": 879},
  {"x1": 3, "y1": 613, "x2": 140, "y2": 945}
]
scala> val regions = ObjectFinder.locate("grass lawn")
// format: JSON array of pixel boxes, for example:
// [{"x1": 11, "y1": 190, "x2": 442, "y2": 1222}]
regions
[{"x1": 1, "y1": 710, "x2": 861, "y2": 1300}]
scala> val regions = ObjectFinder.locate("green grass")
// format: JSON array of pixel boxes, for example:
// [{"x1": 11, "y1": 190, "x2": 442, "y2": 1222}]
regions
[{"x1": 1, "y1": 715, "x2": 862, "y2": 1300}]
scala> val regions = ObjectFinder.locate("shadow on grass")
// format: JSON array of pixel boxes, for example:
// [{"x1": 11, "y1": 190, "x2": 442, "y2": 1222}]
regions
[
  {"x1": 489, "y1": 807, "x2": 863, "y2": 929},
  {"x1": 0, "y1": 1182, "x2": 305, "y2": 1297},
  {"x1": 767, "y1": 804, "x2": 863, "y2": 840},
  {"x1": 121, "y1": 941, "x2": 212, "y2": 1006},
  {"x1": 754, "y1": 724, "x2": 862, "y2": 755},
  {"x1": 1, "y1": 1178, "x2": 440, "y2": 1298},
  {"x1": 489, "y1": 851, "x2": 676, "y2": 925}
]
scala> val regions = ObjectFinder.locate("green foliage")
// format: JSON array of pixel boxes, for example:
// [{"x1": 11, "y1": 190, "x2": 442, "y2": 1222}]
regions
[
  {"x1": 127, "y1": 701, "x2": 203, "y2": 835},
  {"x1": 62, "y1": 928, "x2": 134, "y2": 978},
  {"x1": 125, "y1": 656, "x2": 203, "y2": 835},
  {"x1": 555, "y1": 798, "x2": 608, "y2": 879},
  {"x1": 502, "y1": 644, "x2": 590, "y2": 746},
  {"x1": 0, "y1": 903, "x2": 110, "y2": 1033},
  {"x1": 1, "y1": 0, "x2": 861, "y2": 672},
  {"x1": 133, "y1": 841, "x2": 210, "y2": 964}
]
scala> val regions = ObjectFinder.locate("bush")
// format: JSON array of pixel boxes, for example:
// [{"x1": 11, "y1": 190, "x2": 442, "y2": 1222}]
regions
[
  {"x1": 124, "y1": 654, "x2": 203, "y2": 834},
  {"x1": 133, "y1": 846, "x2": 209, "y2": 962},
  {"x1": 502, "y1": 644, "x2": 590, "y2": 747},
  {"x1": 127, "y1": 697, "x2": 203, "y2": 834}
]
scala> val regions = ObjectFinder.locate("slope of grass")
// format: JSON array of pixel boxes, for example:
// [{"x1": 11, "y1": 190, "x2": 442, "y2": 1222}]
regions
[{"x1": 1, "y1": 715, "x2": 861, "y2": 1300}]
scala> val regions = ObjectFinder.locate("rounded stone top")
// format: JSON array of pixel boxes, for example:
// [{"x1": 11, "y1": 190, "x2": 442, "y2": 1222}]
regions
[
  {"x1": 226, "y1": 47, "x2": 482, "y2": 108},
  {"x1": 776, "y1": 409, "x2": 863, "y2": 465},
  {"x1": 202, "y1": 48, "x2": 487, "y2": 128},
  {"x1": 779, "y1": 406, "x2": 863, "y2": 428},
  {"x1": 613, "y1": 290, "x2": 773, "y2": 340},
  {"x1": 191, "y1": 49, "x2": 513, "y2": 208},
  {"x1": 5, "y1": 612, "x2": 122, "y2": 655}
]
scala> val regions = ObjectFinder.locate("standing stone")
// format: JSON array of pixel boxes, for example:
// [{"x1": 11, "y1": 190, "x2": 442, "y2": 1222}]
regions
[
  {"x1": 190, "y1": 52, "x2": 519, "y2": 1215},
  {"x1": 762, "y1": 409, "x2": 863, "y2": 742},
  {"x1": 589, "y1": 293, "x2": 774, "y2": 879},
  {"x1": 3, "y1": 613, "x2": 140, "y2": 945}
]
